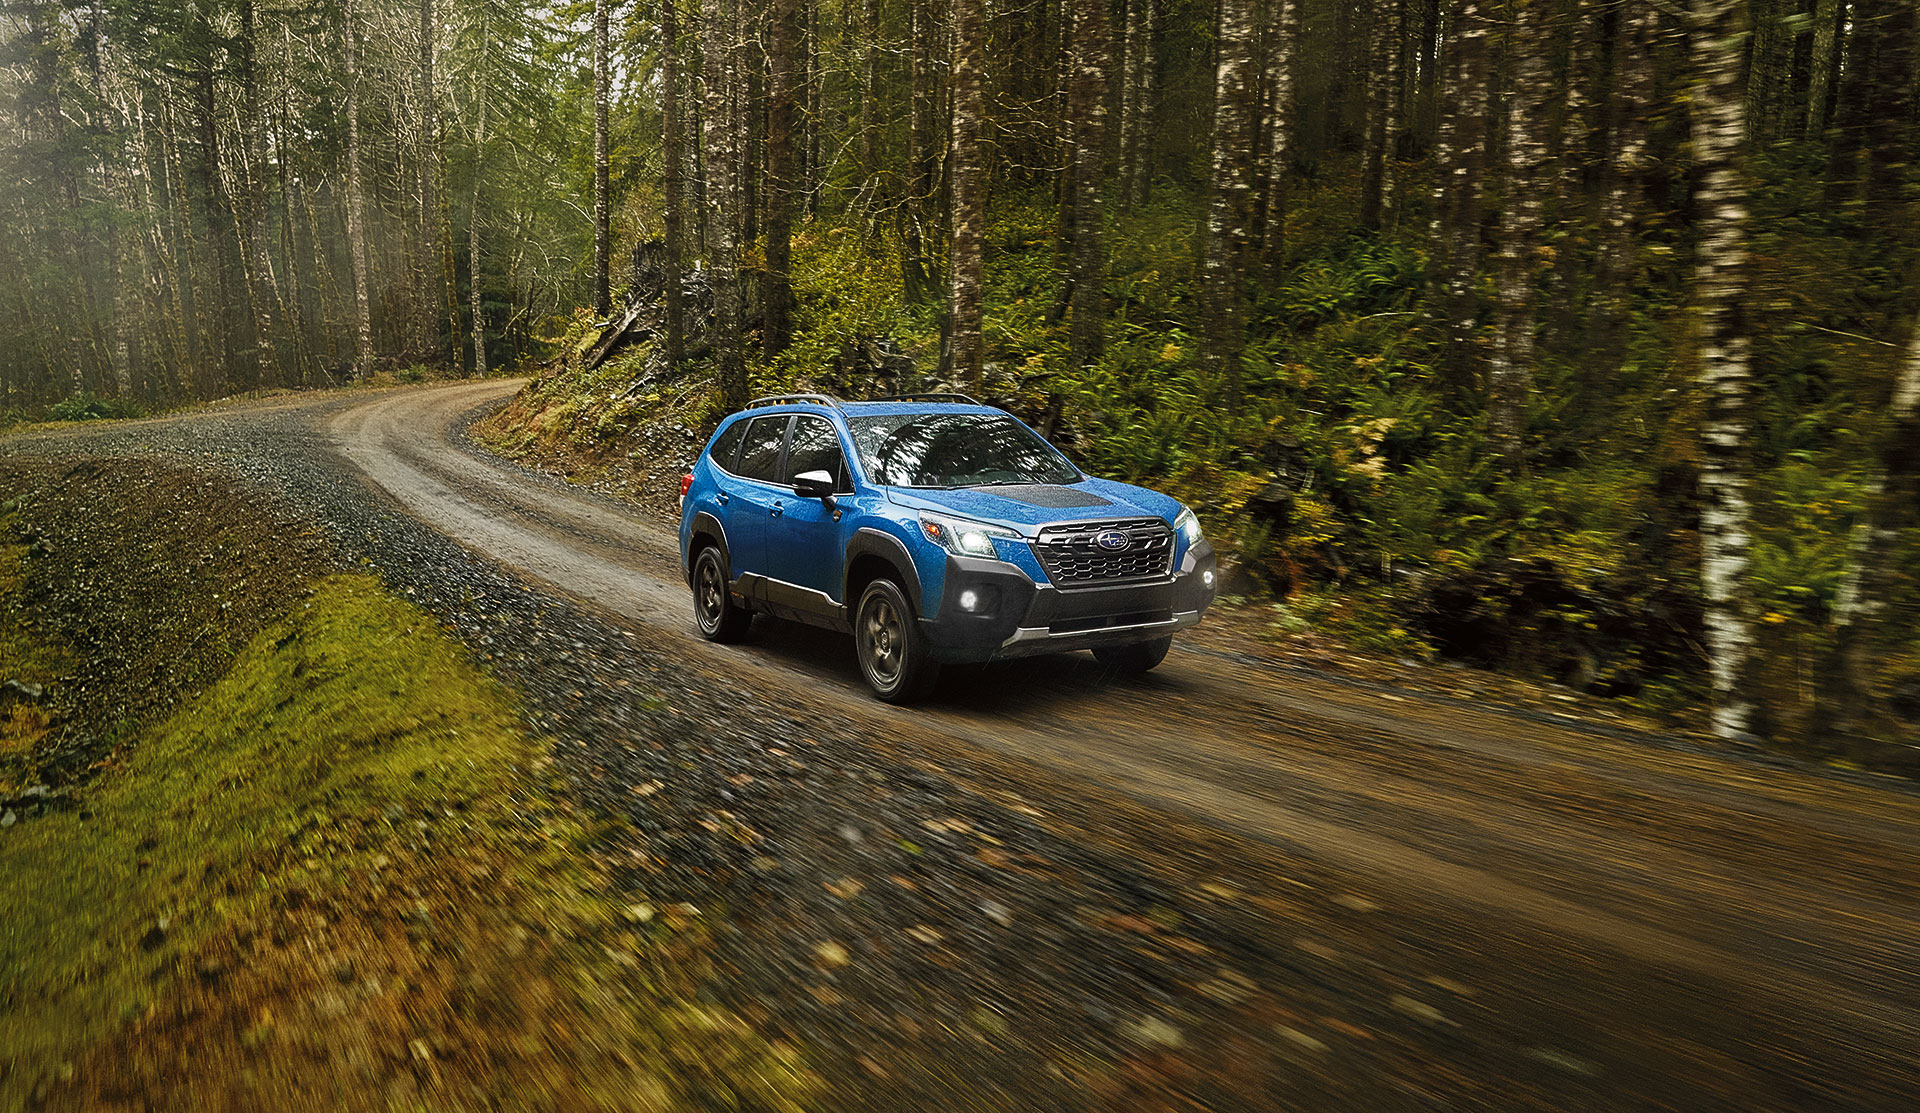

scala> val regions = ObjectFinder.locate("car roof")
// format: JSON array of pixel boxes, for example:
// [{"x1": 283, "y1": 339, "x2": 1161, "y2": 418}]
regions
[{"x1": 730, "y1": 401, "x2": 1006, "y2": 421}]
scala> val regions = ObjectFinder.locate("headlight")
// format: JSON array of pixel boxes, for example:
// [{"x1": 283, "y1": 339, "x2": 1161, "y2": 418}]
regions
[
  {"x1": 1175, "y1": 507, "x2": 1203, "y2": 545},
  {"x1": 919, "y1": 512, "x2": 1015, "y2": 558}
]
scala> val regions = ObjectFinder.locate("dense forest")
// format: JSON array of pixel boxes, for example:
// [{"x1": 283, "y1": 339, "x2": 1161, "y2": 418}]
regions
[{"x1": 2, "y1": 0, "x2": 1917, "y2": 760}]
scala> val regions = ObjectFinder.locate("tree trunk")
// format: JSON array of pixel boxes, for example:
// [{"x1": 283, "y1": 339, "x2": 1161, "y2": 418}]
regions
[
  {"x1": 240, "y1": 0, "x2": 280, "y2": 387},
  {"x1": 1117, "y1": 0, "x2": 1145, "y2": 215},
  {"x1": 1805, "y1": 0, "x2": 1846, "y2": 135},
  {"x1": 1259, "y1": 0, "x2": 1298, "y2": 285},
  {"x1": 947, "y1": 0, "x2": 986, "y2": 390},
  {"x1": 1066, "y1": 0, "x2": 1109, "y2": 370},
  {"x1": 1202, "y1": 0, "x2": 1258, "y2": 410},
  {"x1": 417, "y1": 0, "x2": 445, "y2": 361},
  {"x1": 703, "y1": 0, "x2": 747, "y2": 409},
  {"x1": 1433, "y1": 0, "x2": 1489, "y2": 383},
  {"x1": 860, "y1": 0, "x2": 881, "y2": 200},
  {"x1": 765, "y1": 0, "x2": 799, "y2": 358},
  {"x1": 1487, "y1": 0, "x2": 1549, "y2": 471},
  {"x1": 662, "y1": 0, "x2": 687, "y2": 365},
  {"x1": 1690, "y1": 0, "x2": 1758, "y2": 741},
  {"x1": 1359, "y1": 0, "x2": 1403, "y2": 231},
  {"x1": 470, "y1": 16, "x2": 490, "y2": 378},
  {"x1": 1587, "y1": 0, "x2": 1652, "y2": 383},
  {"x1": 343, "y1": 0, "x2": 374, "y2": 378},
  {"x1": 594, "y1": 0, "x2": 612, "y2": 315},
  {"x1": 903, "y1": 0, "x2": 941, "y2": 302}
]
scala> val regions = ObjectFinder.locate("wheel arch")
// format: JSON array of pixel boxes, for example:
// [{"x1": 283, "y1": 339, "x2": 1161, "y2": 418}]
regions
[{"x1": 845, "y1": 527, "x2": 924, "y2": 616}]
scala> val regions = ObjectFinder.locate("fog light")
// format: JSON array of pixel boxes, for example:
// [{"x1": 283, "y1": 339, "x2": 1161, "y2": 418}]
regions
[
  {"x1": 958, "y1": 589, "x2": 980, "y2": 612},
  {"x1": 1202, "y1": 570, "x2": 1216, "y2": 589}
]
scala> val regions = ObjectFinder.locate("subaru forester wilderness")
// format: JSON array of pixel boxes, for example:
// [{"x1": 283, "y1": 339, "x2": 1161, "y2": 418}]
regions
[{"x1": 678, "y1": 393, "x2": 1217, "y2": 701}]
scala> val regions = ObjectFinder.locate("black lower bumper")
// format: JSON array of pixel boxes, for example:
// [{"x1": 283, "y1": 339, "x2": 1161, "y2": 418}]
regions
[{"x1": 921, "y1": 539, "x2": 1217, "y2": 664}]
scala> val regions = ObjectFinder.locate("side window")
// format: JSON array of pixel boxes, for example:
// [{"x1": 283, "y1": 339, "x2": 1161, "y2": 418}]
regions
[
  {"x1": 784, "y1": 416, "x2": 849, "y2": 491},
  {"x1": 735, "y1": 415, "x2": 791, "y2": 482},
  {"x1": 707, "y1": 419, "x2": 748, "y2": 473}
]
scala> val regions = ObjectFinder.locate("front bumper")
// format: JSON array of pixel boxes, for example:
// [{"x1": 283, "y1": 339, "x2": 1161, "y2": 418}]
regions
[{"x1": 921, "y1": 539, "x2": 1217, "y2": 663}]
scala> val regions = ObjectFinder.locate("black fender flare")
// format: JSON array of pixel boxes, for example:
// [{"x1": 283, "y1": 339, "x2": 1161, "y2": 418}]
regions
[
  {"x1": 686, "y1": 511, "x2": 730, "y2": 585},
  {"x1": 845, "y1": 527, "x2": 925, "y2": 613}
]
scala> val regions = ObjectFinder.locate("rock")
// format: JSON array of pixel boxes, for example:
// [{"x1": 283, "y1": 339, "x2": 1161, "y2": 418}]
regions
[
  {"x1": 0, "y1": 810, "x2": 14, "y2": 829},
  {"x1": 1276, "y1": 1025, "x2": 1329, "y2": 1054},
  {"x1": 1, "y1": 679, "x2": 44, "y2": 700},
  {"x1": 980, "y1": 899, "x2": 1013, "y2": 927},
  {"x1": 1390, "y1": 994, "x2": 1448, "y2": 1025},
  {"x1": 813, "y1": 941, "x2": 851, "y2": 968}
]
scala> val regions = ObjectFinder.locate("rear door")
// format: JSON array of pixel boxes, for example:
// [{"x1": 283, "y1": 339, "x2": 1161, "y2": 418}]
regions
[
  {"x1": 762, "y1": 414, "x2": 853, "y2": 608},
  {"x1": 714, "y1": 413, "x2": 791, "y2": 584}
]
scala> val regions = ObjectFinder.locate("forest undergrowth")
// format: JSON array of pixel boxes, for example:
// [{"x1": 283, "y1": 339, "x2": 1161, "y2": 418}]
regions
[{"x1": 490, "y1": 162, "x2": 1920, "y2": 769}]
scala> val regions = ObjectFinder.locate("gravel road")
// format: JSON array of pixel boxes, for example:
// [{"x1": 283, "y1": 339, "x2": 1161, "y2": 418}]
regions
[{"x1": 8, "y1": 379, "x2": 1919, "y2": 1111}]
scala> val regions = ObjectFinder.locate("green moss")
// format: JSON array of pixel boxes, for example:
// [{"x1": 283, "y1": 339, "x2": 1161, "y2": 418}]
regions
[{"x1": 0, "y1": 574, "x2": 536, "y2": 1098}]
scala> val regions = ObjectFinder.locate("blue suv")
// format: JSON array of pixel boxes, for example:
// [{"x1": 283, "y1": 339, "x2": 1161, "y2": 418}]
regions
[{"x1": 678, "y1": 393, "x2": 1217, "y2": 701}]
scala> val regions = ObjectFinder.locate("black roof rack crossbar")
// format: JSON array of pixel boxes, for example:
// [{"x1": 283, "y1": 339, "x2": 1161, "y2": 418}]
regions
[
  {"x1": 869, "y1": 392, "x2": 984, "y2": 405},
  {"x1": 746, "y1": 392, "x2": 844, "y2": 410}
]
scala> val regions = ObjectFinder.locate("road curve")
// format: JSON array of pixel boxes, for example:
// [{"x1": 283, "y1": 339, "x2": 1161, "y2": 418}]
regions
[{"x1": 328, "y1": 380, "x2": 1920, "y2": 1092}]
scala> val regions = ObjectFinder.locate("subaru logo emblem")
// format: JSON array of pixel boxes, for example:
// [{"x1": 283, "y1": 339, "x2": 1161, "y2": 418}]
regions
[{"x1": 1095, "y1": 530, "x2": 1130, "y2": 552}]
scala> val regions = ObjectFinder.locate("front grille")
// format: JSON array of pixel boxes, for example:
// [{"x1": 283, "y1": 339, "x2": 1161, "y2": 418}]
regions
[{"x1": 1033, "y1": 518, "x2": 1174, "y2": 588}]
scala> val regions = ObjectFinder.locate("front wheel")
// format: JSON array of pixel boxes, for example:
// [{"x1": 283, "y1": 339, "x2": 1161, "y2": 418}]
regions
[
  {"x1": 692, "y1": 546, "x2": 752, "y2": 643},
  {"x1": 855, "y1": 579, "x2": 940, "y2": 703},
  {"x1": 1093, "y1": 636, "x2": 1172, "y2": 675}
]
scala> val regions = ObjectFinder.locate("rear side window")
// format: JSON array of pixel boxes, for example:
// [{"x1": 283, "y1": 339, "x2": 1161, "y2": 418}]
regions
[
  {"x1": 735, "y1": 415, "x2": 791, "y2": 482},
  {"x1": 785, "y1": 416, "x2": 849, "y2": 491},
  {"x1": 707, "y1": 419, "x2": 748, "y2": 472}
]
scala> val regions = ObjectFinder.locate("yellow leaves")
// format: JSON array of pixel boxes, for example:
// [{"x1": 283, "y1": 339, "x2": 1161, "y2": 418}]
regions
[
  {"x1": 1763, "y1": 611, "x2": 1790, "y2": 624},
  {"x1": 1159, "y1": 342, "x2": 1182, "y2": 362}
]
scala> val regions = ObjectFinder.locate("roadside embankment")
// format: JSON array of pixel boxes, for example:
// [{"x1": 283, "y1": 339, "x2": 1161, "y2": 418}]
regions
[{"x1": 0, "y1": 458, "x2": 808, "y2": 1111}]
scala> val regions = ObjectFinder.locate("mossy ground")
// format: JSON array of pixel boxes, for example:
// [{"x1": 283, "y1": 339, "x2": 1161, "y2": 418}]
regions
[{"x1": 0, "y1": 466, "x2": 811, "y2": 1110}]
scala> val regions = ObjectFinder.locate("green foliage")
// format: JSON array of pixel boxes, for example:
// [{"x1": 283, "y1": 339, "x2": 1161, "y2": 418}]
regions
[{"x1": 45, "y1": 392, "x2": 144, "y2": 422}]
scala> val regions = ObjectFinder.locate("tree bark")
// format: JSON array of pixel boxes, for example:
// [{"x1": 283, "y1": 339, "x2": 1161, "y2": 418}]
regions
[
  {"x1": 1259, "y1": 0, "x2": 1298, "y2": 285},
  {"x1": 1065, "y1": 0, "x2": 1110, "y2": 370},
  {"x1": 703, "y1": 0, "x2": 747, "y2": 409},
  {"x1": 417, "y1": 0, "x2": 446, "y2": 361},
  {"x1": 947, "y1": 0, "x2": 986, "y2": 390},
  {"x1": 470, "y1": 14, "x2": 490, "y2": 378},
  {"x1": 1587, "y1": 0, "x2": 1651, "y2": 382},
  {"x1": 1689, "y1": 0, "x2": 1758, "y2": 741},
  {"x1": 343, "y1": 0, "x2": 375, "y2": 378},
  {"x1": 1359, "y1": 0, "x2": 1403, "y2": 231},
  {"x1": 903, "y1": 0, "x2": 941, "y2": 302},
  {"x1": 765, "y1": 0, "x2": 800, "y2": 358},
  {"x1": 239, "y1": 0, "x2": 280, "y2": 387},
  {"x1": 1202, "y1": 0, "x2": 1258, "y2": 410},
  {"x1": 1487, "y1": 0, "x2": 1549, "y2": 471},
  {"x1": 1805, "y1": 0, "x2": 1846, "y2": 135},
  {"x1": 662, "y1": 0, "x2": 687, "y2": 365},
  {"x1": 1433, "y1": 0, "x2": 1489, "y2": 382},
  {"x1": 594, "y1": 0, "x2": 612, "y2": 315}
]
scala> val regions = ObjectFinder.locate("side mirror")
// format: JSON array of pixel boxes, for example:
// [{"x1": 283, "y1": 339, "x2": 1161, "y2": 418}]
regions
[{"x1": 791, "y1": 470, "x2": 837, "y2": 502}]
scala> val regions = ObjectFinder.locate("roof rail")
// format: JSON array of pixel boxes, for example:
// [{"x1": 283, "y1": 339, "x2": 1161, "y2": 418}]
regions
[
  {"x1": 869, "y1": 392, "x2": 985, "y2": 406},
  {"x1": 745, "y1": 392, "x2": 843, "y2": 410}
]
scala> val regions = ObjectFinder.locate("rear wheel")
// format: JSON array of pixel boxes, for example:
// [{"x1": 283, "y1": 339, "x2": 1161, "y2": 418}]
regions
[
  {"x1": 692, "y1": 546, "x2": 752, "y2": 643},
  {"x1": 855, "y1": 578, "x2": 940, "y2": 702},
  {"x1": 1093, "y1": 636, "x2": 1172, "y2": 674}
]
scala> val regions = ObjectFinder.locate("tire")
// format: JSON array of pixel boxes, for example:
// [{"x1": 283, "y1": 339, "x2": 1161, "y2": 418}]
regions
[
  {"x1": 854, "y1": 578, "x2": 940, "y2": 703},
  {"x1": 691, "y1": 545, "x2": 752, "y2": 643},
  {"x1": 1093, "y1": 635, "x2": 1172, "y2": 675}
]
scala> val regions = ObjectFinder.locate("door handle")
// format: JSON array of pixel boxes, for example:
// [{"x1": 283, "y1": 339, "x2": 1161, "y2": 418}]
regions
[
  {"x1": 716, "y1": 491, "x2": 730, "y2": 505},
  {"x1": 770, "y1": 502, "x2": 784, "y2": 518}
]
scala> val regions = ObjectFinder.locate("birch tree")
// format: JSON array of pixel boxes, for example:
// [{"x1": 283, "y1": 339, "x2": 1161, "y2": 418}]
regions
[
  {"x1": 1689, "y1": 0, "x2": 1758, "y2": 741},
  {"x1": 343, "y1": 0, "x2": 374, "y2": 377}
]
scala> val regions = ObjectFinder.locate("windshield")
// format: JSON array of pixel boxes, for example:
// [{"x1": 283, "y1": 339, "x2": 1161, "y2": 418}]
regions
[{"x1": 849, "y1": 413, "x2": 1082, "y2": 488}]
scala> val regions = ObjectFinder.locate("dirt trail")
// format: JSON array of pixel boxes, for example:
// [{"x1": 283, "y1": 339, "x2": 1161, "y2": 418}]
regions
[
  {"x1": 9, "y1": 380, "x2": 1917, "y2": 1108},
  {"x1": 333, "y1": 383, "x2": 1920, "y2": 1047}
]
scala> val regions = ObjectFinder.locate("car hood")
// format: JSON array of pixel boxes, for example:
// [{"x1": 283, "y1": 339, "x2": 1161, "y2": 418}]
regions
[{"x1": 884, "y1": 478, "x2": 1181, "y2": 534}]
